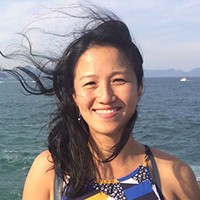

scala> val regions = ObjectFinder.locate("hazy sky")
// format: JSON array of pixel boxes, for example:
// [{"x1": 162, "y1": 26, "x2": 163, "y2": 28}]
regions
[{"x1": 0, "y1": 0, "x2": 200, "y2": 71}]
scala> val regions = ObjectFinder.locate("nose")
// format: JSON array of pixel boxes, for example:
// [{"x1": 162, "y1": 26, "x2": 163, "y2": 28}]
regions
[{"x1": 97, "y1": 83, "x2": 116, "y2": 104}]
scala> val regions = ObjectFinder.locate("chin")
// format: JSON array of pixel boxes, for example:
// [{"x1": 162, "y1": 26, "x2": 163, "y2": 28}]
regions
[{"x1": 89, "y1": 125, "x2": 125, "y2": 137}]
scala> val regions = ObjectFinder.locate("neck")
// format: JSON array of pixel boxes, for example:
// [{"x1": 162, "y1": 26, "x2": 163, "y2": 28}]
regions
[
  {"x1": 89, "y1": 130, "x2": 124, "y2": 160},
  {"x1": 90, "y1": 135, "x2": 145, "y2": 180}
]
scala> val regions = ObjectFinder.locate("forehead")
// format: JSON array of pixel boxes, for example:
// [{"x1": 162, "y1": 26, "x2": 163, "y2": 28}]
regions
[{"x1": 74, "y1": 46, "x2": 135, "y2": 77}]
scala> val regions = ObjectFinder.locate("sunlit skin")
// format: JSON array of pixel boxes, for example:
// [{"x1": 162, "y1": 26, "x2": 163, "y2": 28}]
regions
[{"x1": 73, "y1": 46, "x2": 143, "y2": 149}]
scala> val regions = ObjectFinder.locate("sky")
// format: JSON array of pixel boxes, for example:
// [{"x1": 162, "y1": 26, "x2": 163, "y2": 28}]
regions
[{"x1": 0, "y1": 0, "x2": 200, "y2": 71}]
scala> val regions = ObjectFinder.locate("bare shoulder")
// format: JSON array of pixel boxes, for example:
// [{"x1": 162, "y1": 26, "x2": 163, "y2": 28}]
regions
[
  {"x1": 23, "y1": 150, "x2": 55, "y2": 200},
  {"x1": 32, "y1": 150, "x2": 54, "y2": 169},
  {"x1": 28, "y1": 150, "x2": 55, "y2": 180},
  {"x1": 151, "y1": 148, "x2": 200, "y2": 200}
]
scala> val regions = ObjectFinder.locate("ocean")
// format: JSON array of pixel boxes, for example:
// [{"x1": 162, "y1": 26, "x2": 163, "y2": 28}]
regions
[{"x1": 0, "y1": 77, "x2": 200, "y2": 199}]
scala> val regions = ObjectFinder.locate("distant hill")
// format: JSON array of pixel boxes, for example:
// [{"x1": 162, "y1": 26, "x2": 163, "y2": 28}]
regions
[
  {"x1": 0, "y1": 65, "x2": 39, "y2": 81},
  {"x1": 1, "y1": 66, "x2": 200, "y2": 80},
  {"x1": 144, "y1": 68, "x2": 200, "y2": 77}
]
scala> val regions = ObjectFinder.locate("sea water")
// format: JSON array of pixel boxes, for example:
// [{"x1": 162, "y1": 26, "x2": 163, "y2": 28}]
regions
[{"x1": 0, "y1": 77, "x2": 200, "y2": 199}]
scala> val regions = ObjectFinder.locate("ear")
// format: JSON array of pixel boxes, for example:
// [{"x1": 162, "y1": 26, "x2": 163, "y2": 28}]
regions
[
  {"x1": 137, "y1": 83, "x2": 143, "y2": 102},
  {"x1": 72, "y1": 94, "x2": 78, "y2": 106}
]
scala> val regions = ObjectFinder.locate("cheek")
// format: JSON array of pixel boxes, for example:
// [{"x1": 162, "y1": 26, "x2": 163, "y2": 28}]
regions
[
  {"x1": 74, "y1": 93, "x2": 94, "y2": 112},
  {"x1": 117, "y1": 85, "x2": 137, "y2": 100},
  {"x1": 126, "y1": 94, "x2": 137, "y2": 108},
  {"x1": 119, "y1": 87, "x2": 140, "y2": 109},
  {"x1": 78, "y1": 91, "x2": 95, "y2": 99},
  {"x1": 74, "y1": 83, "x2": 95, "y2": 99}
]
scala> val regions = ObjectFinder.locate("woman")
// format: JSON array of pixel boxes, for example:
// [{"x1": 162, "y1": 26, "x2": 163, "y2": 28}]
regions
[{"x1": 3, "y1": 5, "x2": 199, "y2": 200}]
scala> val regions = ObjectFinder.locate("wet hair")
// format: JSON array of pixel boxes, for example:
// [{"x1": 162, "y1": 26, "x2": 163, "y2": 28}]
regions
[{"x1": 1, "y1": 4, "x2": 143, "y2": 198}]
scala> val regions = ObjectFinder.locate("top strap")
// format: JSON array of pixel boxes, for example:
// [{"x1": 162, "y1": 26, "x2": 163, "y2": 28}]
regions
[
  {"x1": 54, "y1": 168, "x2": 62, "y2": 200},
  {"x1": 144, "y1": 145, "x2": 165, "y2": 200}
]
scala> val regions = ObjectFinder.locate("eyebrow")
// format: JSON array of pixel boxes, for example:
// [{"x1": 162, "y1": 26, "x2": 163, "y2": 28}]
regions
[{"x1": 78, "y1": 74, "x2": 97, "y2": 81}]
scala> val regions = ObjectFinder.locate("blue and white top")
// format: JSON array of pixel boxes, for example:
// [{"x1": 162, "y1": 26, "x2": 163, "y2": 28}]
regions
[{"x1": 56, "y1": 145, "x2": 165, "y2": 200}]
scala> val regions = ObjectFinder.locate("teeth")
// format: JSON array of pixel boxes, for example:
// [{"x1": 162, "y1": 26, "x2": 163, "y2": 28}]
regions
[{"x1": 95, "y1": 109, "x2": 116, "y2": 114}]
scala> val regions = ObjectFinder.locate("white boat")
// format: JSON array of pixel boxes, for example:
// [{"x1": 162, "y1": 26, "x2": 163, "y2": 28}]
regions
[{"x1": 180, "y1": 77, "x2": 188, "y2": 82}]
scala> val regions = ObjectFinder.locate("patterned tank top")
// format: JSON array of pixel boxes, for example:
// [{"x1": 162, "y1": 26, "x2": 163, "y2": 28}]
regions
[{"x1": 55, "y1": 145, "x2": 165, "y2": 200}]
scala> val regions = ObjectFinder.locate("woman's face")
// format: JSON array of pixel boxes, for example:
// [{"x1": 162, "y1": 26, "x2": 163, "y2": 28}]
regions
[{"x1": 73, "y1": 46, "x2": 143, "y2": 138}]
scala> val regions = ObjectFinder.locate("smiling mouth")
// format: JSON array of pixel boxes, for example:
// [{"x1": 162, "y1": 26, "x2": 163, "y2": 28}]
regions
[{"x1": 94, "y1": 108, "x2": 121, "y2": 114}]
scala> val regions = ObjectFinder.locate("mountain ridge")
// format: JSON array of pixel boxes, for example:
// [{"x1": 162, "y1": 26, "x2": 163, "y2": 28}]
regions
[
  {"x1": 144, "y1": 68, "x2": 200, "y2": 77},
  {"x1": 1, "y1": 66, "x2": 200, "y2": 79}
]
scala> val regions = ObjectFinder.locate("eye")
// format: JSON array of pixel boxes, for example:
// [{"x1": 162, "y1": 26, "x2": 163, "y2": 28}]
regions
[
  {"x1": 83, "y1": 81, "x2": 96, "y2": 88},
  {"x1": 113, "y1": 78, "x2": 127, "y2": 85}
]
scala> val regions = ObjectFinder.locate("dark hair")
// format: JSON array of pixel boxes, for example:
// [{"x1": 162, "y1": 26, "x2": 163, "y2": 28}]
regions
[{"x1": 1, "y1": 4, "x2": 143, "y2": 198}]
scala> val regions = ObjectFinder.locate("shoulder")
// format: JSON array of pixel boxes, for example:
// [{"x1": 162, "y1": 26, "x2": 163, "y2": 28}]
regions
[
  {"x1": 32, "y1": 150, "x2": 54, "y2": 170},
  {"x1": 28, "y1": 150, "x2": 55, "y2": 180},
  {"x1": 151, "y1": 148, "x2": 200, "y2": 200},
  {"x1": 23, "y1": 150, "x2": 55, "y2": 200}
]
